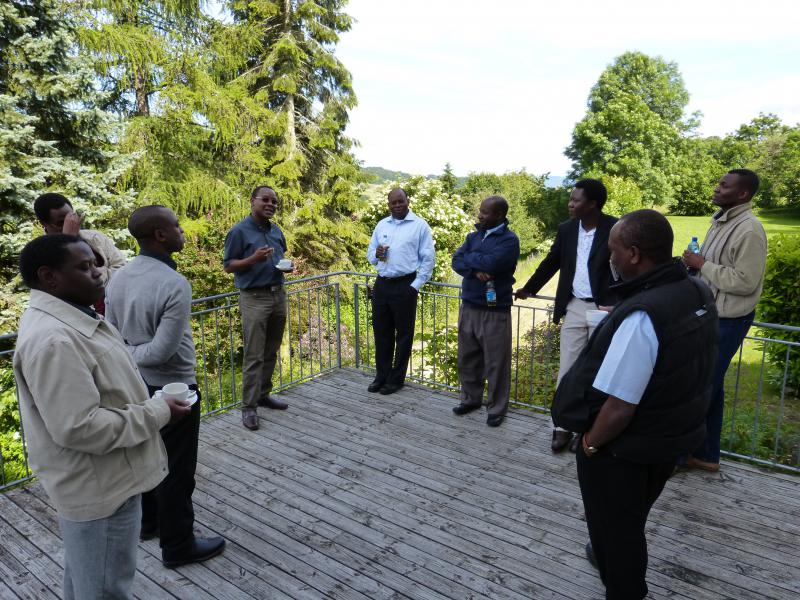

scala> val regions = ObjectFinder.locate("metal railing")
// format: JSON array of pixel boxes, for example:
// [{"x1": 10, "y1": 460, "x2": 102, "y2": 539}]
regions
[{"x1": 1, "y1": 272, "x2": 799, "y2": 493}]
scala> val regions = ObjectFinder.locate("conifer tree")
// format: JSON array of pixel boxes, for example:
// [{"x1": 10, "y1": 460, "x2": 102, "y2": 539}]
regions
[{"x1": 0, "y1": 0, "x2": 133, "y2": 329}]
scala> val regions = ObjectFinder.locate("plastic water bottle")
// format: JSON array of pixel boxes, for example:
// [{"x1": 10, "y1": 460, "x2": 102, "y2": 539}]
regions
[
  {"x1": 687, "y1": 236, "x2": 701, "y2": 275},
  {"x1": 378, "y1": 233, "x2": 389, "y2": 262},
  {"x1": 486, "y1": 280, "x2": 497, "y2": 307}
]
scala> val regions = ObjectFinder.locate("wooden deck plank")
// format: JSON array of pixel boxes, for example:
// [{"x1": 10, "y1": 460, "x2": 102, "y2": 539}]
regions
[
  {"x1": 253, "y1": 378, "x2": 780, "y2": 596},
  {"x1": 1, "y1": 368, "x2": 797, "y2": 600}
]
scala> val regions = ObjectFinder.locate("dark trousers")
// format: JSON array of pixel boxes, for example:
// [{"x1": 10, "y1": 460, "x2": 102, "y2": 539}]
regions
[
  {"x1": 142, "y1": 383, "x2": 201, "y2": 554},
  {"x1": 371, "y1": 274, "x2": 418, "y2": 386},
  {"x1": 577, "y1": 449, "x2": 674, "y2": 600},
  {"x1": 693, "y1": 311, "x2": 754, "y2": 463}
]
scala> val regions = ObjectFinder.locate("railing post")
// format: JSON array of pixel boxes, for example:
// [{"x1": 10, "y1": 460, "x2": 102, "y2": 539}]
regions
[
  {"x1": 353, "y1": 282, "x2": 360, "y2": 369},
  {"x1": 335, "y1": 283, "x2": 342, "y2": 369}
]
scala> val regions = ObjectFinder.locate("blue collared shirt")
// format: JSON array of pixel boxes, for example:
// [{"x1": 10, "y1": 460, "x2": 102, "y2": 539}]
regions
[
  {"x1": 367, "y1": 209, "x2": 435, "y2": 290},
  {"x1": 482, "y1": 221, "x2": 506, "y2": 240},
  {"x1": 223, "y1": 216, "x2": 287, "y2": 290}
]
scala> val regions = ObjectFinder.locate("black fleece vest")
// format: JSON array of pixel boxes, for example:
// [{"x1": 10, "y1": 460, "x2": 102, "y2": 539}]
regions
[{"x1": 551, "y1": 260, "x2": 719, "y2": 463}]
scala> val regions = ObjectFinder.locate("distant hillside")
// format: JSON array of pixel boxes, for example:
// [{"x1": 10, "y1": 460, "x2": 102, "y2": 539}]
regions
[{"x1": 362, "y1": 166, "x2": 566, "y2": 189}]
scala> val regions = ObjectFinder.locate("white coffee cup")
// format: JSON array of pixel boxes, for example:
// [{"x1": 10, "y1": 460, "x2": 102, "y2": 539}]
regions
[
  {"x1": 162, "y1": 382, "x2": 189, "y2": 401},
  {"x1": 586, "y1": 309, "x2": 608, "y2": 332},
  {"x1": 276, "y1": 258, "x2": 293, "y2": 271}
]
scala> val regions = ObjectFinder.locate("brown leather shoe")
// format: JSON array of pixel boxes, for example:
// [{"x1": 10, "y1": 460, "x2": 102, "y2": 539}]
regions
[
  {"x1": 551, "y1": 430, "x2": 573, "y2": 452},
  {"x1": 686, "y1": 455, "x2": 720, "y2": 472},
  {"x1": 257, "y1": 396, "x2": 288, "y2": 410},
  {"x1": 242, "y1": 409, "x2": 259, "y2": 430}
]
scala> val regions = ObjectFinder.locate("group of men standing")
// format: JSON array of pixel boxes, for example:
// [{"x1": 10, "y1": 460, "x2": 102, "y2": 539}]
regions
[
  {"x1": 12, "y1": 166, "x2": 767, "y2": 600},
  {"x1": 364, "y1": 170, "x2": 767, "y2": 600}
]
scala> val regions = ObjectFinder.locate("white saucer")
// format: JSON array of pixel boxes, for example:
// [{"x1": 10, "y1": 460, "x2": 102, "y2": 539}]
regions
[
  {"x1": 276, "y1": 260, "x2": 293, "y2": 272},
  {"x1": 154, "y1": 390, "x2": 198, "y2": 405}
]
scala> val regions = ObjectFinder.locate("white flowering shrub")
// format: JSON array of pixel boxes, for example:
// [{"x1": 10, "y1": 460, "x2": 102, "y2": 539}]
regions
[{"x1": 361, "y1": 176, "x2": 474, "y2": 282}]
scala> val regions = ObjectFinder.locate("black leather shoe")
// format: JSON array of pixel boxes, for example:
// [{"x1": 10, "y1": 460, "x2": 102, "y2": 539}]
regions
[
  {"x1": 379, "y1": 383, "x2": 403, "y2": 395},
  {"x1": 551, "y1": 430, "x2": 573, "y2": 452},
  {"x1": 486, "y1": 414, "x2": 505, "y2": 427},
  {"x1": 569, "y1": 434, "x2": 581, "y2": 453},
  {"x1": 257, "y1": 396, "x2": 288, "y2": 410},
  {"x1": 367, "y1": 379, "x2": 384, "y2": 393},
  {"x1": 585, "y1": 542, "x2": 598, "y2": 570},
  {"x1": 139, "y1": 525, "x2": 158, "y2": 541},
  {"x1": 452, "y1": 403, "x2": 482, "y2": 416},
  {"x1": 163, "y1": 536, "x2": 226, "y2": 569}
]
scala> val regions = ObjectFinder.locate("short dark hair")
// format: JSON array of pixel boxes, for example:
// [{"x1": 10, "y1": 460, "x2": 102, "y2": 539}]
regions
[
  {"x1": 19, "y1": 234, "x2": 84, "y2": 288},
  {"x1": 617, "y1": 209, "x2": 673, "y2": 264},
  {"x1": 33, "y1": 193, "x2": 72, "y2": 223},
  {"x1": 485, "y1": 195, "x2": 509, "y2": 217},
  {"x1": 388, "y1": 187, "x2": 408, "y2": 200},
  {"x1": 574, "y1": 179, "x2": 607, "y2": 209},
  {"x1": 251, "y1": 186, "x2": 277, "y2": 201},
  {"x1": 128, "y1": 205, "x2": 169, "y2": 240},
  {"x1": 728, "y1": 169, "x2": 760, "y2": 199}
]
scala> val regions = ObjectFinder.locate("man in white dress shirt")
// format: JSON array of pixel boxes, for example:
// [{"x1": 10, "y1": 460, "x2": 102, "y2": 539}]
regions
[{"x1": 366, "y1": 188, "x2": 435, "y2": 395}]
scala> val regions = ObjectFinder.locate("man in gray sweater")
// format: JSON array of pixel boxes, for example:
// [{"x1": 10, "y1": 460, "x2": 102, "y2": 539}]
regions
[{"x1": 106, "y1": 205, "x2": 225, "y2": 568}]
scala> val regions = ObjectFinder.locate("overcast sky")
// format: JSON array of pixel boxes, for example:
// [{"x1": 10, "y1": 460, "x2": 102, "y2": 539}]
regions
[{"x1": 335, "y1": 0, "x2": 800, "y2": 177}]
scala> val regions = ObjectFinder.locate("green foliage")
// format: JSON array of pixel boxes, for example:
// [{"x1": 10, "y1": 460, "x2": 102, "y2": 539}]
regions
[
  {"x1": 601, "y1": 175, "x2": 646, "y2": 217},
  {"x1": 757, "y1": 234, "x2": 800, "y2": 388},
  {"x1": 439, "y1": 162, "x2": 458, "y2": 196},
  {"x1": 669, "y1": 137, "x2": 726, "y2": 216},
  {"x1": 361, "y1": 177, "x2": 473, "y2": 282},
  {"x1": 0, "y1": 0, "x2": 136, "y2": 333},
  {"x1": 462, "y1": 171, "x2": 547, "y2": 256},
  {"x1": 567, "y1": 51, "x2": 693, "y2": 208}
]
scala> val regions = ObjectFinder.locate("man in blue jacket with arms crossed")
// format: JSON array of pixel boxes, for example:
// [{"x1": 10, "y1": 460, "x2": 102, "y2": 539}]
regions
[{"x1": 451, "y1": 196, "x2": 521, "y2": 427}]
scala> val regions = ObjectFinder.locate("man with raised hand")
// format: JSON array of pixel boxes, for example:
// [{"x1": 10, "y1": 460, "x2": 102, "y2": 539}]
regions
[
  {"x1": 106, "y1": 205, "x2": 226, "y2": 569},
  {"x1": 451, "y1": 196, "x2": 520, "y2": 427},
  {"x1": 515, "y1": 179, "x2": 618, "y2": 453},
  {"x1": 366, "y1": 187, "x2": 435, "y2": 395},
  {"x1": 553, "y1": 210, "x2": 717, "y2": 600},
  {"x1": 682, "y1": 168, "x2": 767, "y2": 472},
  {"x1": 13, "y1": 234, "x2": 189, "y2": 599},
  {"x1": 224, "y1": 186, "x2": 290, "y2": 431},
  {"x1": 34, "y1": 192, "x2": 127, "y2": 313}
]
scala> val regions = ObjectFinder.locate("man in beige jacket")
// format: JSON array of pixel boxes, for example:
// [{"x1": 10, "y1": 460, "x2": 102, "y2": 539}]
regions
[
  {"x1": 13, "y1": 234, "x2": 190, "y2": 600},
  {"x1": 682, "y1": 168, "x2": 767, "y2": 472}
]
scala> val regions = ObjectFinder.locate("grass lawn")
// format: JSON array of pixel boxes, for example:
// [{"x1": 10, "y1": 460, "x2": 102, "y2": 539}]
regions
[
  {"x1": 507, "y1": 211, "x2": 800, "y2": 468},
  {"x1": 668, "y1": 207, "x2": 800, "y2": 255}
]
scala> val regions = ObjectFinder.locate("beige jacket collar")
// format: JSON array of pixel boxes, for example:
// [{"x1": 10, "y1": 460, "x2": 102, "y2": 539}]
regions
[
  {"x1": 29, "y1": 289, "x2": 101, "y2": 338},
  {"x1": 713, "y1": 201, "x2": 753, "y2": 223}
]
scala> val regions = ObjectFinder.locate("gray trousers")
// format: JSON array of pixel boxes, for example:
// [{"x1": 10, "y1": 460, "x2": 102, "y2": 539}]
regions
[
  {"x1": 553, "y1": 297, "x2": 596, "y2": 431},
  {"x1": 58, "y1": 494, "x2": 141, "y2": 600},
  {"x1": 457, "y1": 305, "x2": 512, "y2": 417},
  {"x1": 239, "y1": 288, "x2": 287, "y2": 410}
]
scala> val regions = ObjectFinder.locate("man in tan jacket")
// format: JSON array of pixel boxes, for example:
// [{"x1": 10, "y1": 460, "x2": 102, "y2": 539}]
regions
[
  {"x1": 13, "y1": 234, "x2": 190, "y2": 600},
  {"x1": 683, "y1": 168, "x2": 767, "y2": 471}
]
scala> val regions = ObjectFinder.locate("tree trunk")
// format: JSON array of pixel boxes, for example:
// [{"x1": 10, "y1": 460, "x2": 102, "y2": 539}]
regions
[
  {"x1": 133, "y1": 67, "x2": 150, "y2": 117},
  {"x1": 283, "y1": 0, "x2": 296, "y2": 159}
]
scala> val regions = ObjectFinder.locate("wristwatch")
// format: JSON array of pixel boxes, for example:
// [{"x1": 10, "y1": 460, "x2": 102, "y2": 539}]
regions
[{"x1": 582, "y1": 434, "x2": 599, "y2": 457}]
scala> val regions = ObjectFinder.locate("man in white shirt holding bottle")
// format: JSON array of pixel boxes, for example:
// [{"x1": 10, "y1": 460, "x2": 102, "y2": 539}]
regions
[{"x1": 366, "y1": 188, "x2": 435, "y2": 395}]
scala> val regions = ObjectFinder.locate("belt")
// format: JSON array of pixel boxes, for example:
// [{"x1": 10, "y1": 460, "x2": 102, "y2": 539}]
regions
[
  {"x1": 574, "y1": 296, "x2": 594, "y2": 302},
  {"x1": 378, "y1": 272, "x2": 415, "y2": 281},
  {"x1": 243, "y1": 284, "x2": 283, "y2": 292}
]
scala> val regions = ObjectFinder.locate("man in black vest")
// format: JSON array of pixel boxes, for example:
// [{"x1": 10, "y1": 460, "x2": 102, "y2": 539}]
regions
[
  {"x1": 515, "y1": 179, "x2": 618, "y2": 452},
  {"x1": 552, "y1": 210, "x2": 717, "y2": 600}
]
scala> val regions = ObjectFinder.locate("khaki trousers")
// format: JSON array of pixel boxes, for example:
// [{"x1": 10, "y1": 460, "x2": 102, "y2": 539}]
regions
[
  {"x1": 239, "y1": 288, "x2": 287, "y2": 410},
  {"x1": 457, "y1": 305, "x2": 512, "y2": 417},
  {"x1": 553, "y1": 297, "x2": 596, "y2": 431}
]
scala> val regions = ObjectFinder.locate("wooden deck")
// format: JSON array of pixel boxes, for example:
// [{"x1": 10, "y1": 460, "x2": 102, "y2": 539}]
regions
[{"x1": 1, "y1": 368, "x2": 799, "y2": 600}]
